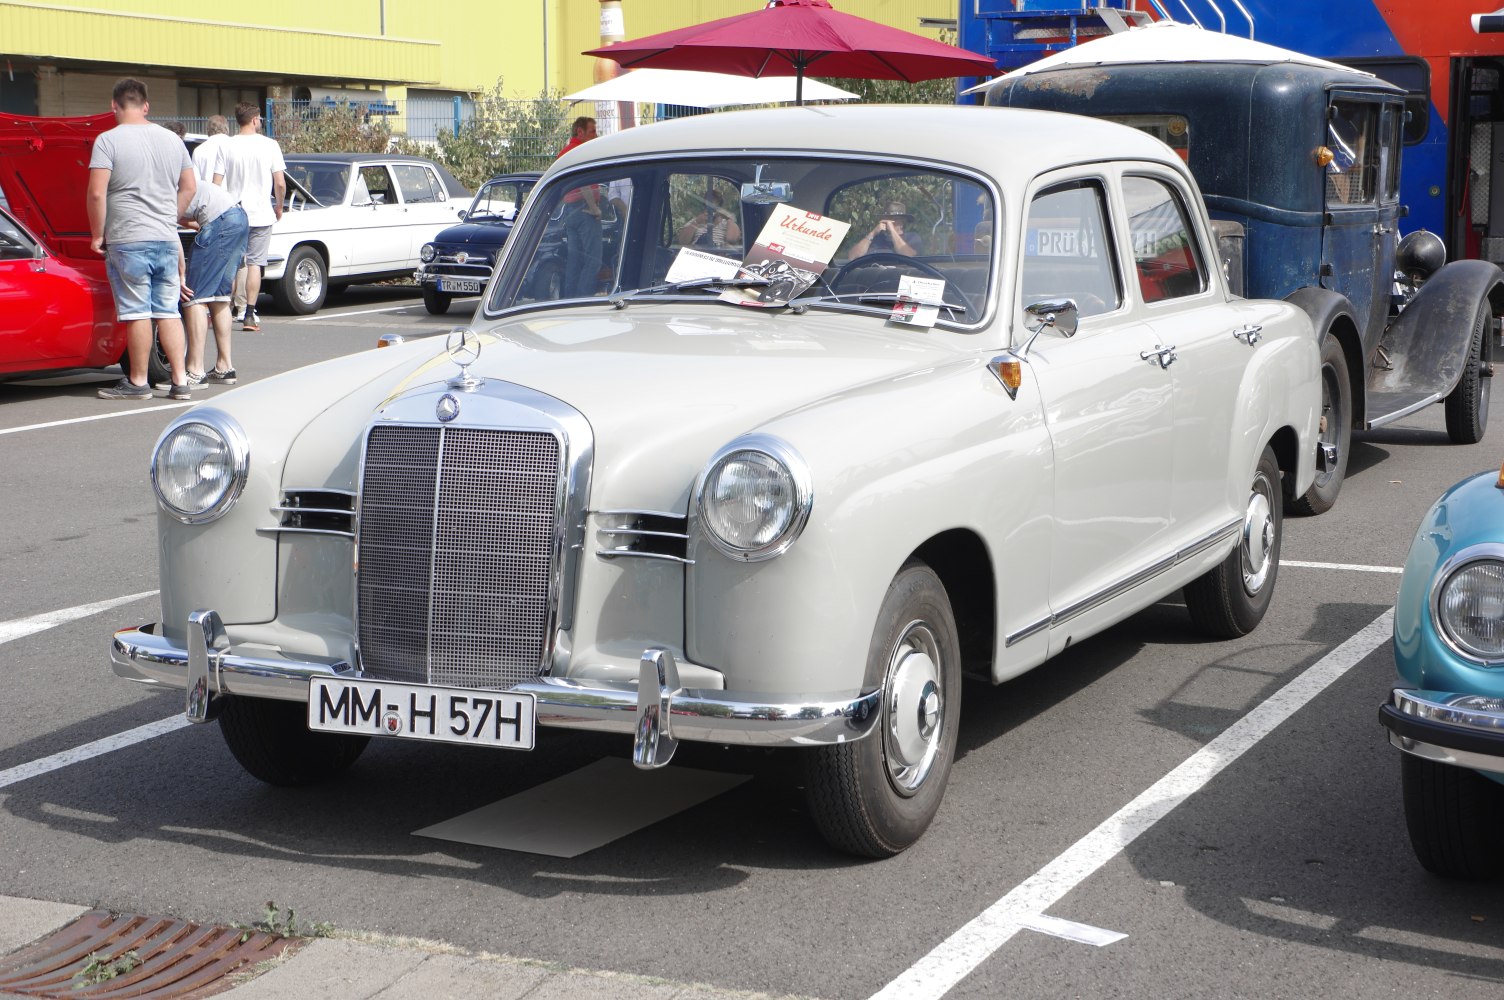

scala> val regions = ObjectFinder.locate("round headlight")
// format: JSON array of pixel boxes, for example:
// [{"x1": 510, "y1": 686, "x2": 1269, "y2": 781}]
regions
[
  {"x1": 696, "y1": 437, "x2": 812, "y2": 561},
  {"x1": 151, "y1": 411, "x2": 249, "y2": 524},
  {"x1": 1436, "y1": 558, "x2": 1504, "y2": 662},
  {"x1": 420, "y1": 243, "x2": 437, "y2": 263}
]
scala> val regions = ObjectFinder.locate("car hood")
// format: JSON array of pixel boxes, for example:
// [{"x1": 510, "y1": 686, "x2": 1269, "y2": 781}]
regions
[
  {"x1": 0, "y1": 112, "x2": 112, "y2": 256},
  {"x1": 274, "y1": 304, "x2": 976, "y2": 509},
  {"x1": 430, "y1": 221, "x2": 512, "y2": 248}
]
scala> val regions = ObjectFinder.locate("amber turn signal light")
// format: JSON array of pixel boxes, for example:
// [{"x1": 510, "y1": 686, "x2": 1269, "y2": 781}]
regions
[{"x1": 1314, "y1": 146, "x2": 1335, "y2": 168}]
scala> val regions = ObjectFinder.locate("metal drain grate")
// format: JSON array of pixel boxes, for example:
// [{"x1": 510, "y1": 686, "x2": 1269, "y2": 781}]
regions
[{"x1": 0, "y1": 909, "x2": 303, "y2": 998}]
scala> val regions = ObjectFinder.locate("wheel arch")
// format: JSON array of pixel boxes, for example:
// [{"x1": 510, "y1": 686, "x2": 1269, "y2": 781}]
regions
[
  {"x1": 1265, "y1": 423, "x2": 1303, "y2": 505},
  {"x1": 911, "y1": 528, "x2": 996, "y2": 682}
]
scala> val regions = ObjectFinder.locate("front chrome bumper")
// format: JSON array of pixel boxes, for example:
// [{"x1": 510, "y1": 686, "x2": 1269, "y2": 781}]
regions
[
  {"x1": 1380, "y1": 687, "x2": 1504, "y2": 774},
  {"x1": 111, "y1": 610, "x2": 880, "y2": 769}
]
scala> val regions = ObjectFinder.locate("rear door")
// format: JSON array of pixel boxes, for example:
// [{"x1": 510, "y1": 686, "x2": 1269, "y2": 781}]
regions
[{"x1": 393, "y1": 162, "x2": 460, "y2": 260}]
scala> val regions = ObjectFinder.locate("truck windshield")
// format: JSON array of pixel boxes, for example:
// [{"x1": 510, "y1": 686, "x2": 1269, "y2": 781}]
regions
[{"x1": 485, "y1": 155, "x2": 996, "y2": 327}]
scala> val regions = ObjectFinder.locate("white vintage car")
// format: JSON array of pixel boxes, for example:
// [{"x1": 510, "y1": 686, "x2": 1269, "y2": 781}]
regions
[
  {"x1": 265, "y1": 153, "x2": 471, "y2": 314},
  {"x1": 112, "y1": 105, "x2": 1320, "y2": 857}
]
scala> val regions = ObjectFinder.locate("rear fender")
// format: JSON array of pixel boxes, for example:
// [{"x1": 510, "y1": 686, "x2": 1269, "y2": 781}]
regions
[
  {"x1": 1371, "y1": 259, "x2": 1504, "y2": 400},
  {"x1": 1284, "y1": 286, "x2": 1364, "y2": 429}
]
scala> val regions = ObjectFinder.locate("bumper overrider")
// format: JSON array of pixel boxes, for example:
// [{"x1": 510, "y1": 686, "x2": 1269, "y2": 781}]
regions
[
  {"x1": 1380, "y1": 688, "x2": 1504, "y2": 774},
  {"x1": 111, "y1": 609, "x2": 881, "y2": 769}
]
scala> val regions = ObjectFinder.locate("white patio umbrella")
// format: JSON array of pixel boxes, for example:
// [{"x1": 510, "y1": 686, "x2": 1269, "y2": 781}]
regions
[{"x1": 564, "y1": 68, "x2": 859, "y2": 108}]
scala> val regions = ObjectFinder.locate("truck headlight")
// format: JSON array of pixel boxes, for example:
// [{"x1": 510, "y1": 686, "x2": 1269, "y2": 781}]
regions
[
  {"x1": 696, "y1": 435, "x2": 812, "y2": 561},
  {"x1": 1436, "y1": 557, "x2": 1504, "y2": 662},
  {"x1": 151, "y1": 410, "x2": 249, "y2": 524},
  {"x1": 420, "y1": 244, "x2": 436, "y2": 263}
]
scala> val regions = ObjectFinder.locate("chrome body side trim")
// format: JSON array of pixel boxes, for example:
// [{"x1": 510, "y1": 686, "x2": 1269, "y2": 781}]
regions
[
  {"x1": 1004, "y1": 519, "x2": 1240, "y2": 647},
  {"x1": 111, "y1": 621, "x2": 880, "y2": 752}
]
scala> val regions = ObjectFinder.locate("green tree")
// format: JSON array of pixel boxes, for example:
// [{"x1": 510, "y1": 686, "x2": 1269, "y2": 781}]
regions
[{"x1": 424, "y1": 79, "x2": 575, "y2": 188}]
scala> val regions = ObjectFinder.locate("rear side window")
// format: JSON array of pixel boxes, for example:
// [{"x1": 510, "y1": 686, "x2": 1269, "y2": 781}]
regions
[
  {"x1": 394, "y1": 164, "x2": 442, "y2": 204},
  {"x1": 1122, "y1": 176, "x2": 1206, "y2": 302},
  {"x1": 1022, "y1": 180, "x2": 1120, "y2": 317}
]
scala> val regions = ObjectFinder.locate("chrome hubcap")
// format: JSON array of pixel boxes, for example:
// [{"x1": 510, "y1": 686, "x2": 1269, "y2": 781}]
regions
[
  {"x1": 1241, "y1": 486, "x2": 1274, "y2": 594},
  {"x1": 883, "y1": 622, "x2": 944, "y2": 796},
  {"x1": 294, "y1": 258, "x2": 322, "y2": 303}
]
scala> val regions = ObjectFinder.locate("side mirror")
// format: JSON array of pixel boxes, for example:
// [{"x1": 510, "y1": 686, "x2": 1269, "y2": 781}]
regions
[{"x1": 1024, "y1": 298, "x2": 1079, "y2": 340}]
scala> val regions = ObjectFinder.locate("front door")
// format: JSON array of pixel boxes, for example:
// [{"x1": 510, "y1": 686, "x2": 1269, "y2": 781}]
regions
[{"x1": 1322, "y1": 95, "x2": 1401, "y2": 356}]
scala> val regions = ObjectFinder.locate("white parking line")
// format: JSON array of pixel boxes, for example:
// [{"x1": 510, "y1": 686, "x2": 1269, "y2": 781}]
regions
[
  {"x1": 296, "y1": 304, "x2": 417, "y2": 321},
  {"x1": 1282, "y1": 560, "x2": 1402, "y2": 574},
  {"x1": 0, "y1": 716, "x2": 189, "y2": 790},
  {"x1": 0, "y1": 405, "x2": 192, "y2": 437},
  {"x1": 0, "y1": 591, "x2": 159, "y2": 645},
  {"x1": 869, "y1": 609, "x2": 1395, "y2": 1000}
]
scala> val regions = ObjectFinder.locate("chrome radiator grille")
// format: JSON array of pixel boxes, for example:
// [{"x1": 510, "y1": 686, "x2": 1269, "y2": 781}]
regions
[{"x1": 357, "y1": 424, "x2": 561, "y2": 689}]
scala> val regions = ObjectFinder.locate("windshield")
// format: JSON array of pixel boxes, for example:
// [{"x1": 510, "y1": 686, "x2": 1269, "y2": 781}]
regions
[
  {"x1": 467, "y1": 178, "x2": 532, "y2": 222},
  {"x1": 284, "y1": 161, "x2": 353, "y2": 206},
  {"x1": 485, "y1": 156, "x2": 996, "y2": 327}
]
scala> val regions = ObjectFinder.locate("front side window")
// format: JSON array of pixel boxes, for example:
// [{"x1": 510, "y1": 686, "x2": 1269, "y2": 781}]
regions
[
  {"x1": 1326, "y1": 100, "x2": 1380, "y2": 207},
  {"x1": 1021, "y1": 180, "x2": 1120, "y2": 317},
  {"x1": 355, "y1": 165, "x2": 395, "y2": 206},
  {"x1": 1122, "y1": 175, "x2": 1207, "y2": 302},
  {"x1": 0, "y1": 211, "x2": 38, "y2": 261},
  {"x1": 486, "y1": 156, "x2": 996, "y2": 327}
]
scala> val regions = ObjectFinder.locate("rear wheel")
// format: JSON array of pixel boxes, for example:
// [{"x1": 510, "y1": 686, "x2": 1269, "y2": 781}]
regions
[
  {"x1": 1401, "y1": 755, "x2": 1504, "y2": 879},
  {"x1": 1185, "y1": 444, "x2": 1281, "y2": 638},
  {"x1": 1289, "y1": 334, "x2": 1350, "y2": 515},
  {"x1": 803, "y1": 560, "x2": 960, "y2": 858},
  {"x1": 1444, "y1": 301, "x2": 1492, "y2": 445},
  {"x1": 219, "y1": 696, "x2": 368, "y2": 786},
  {"x1": 422, "y1": 287, "x2": 452, "y2": 315}
]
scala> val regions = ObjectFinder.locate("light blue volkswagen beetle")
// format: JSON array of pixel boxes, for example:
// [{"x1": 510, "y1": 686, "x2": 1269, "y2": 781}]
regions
[{"x1": 1383, "y1": 461, "x2": 1504, "y2": 878}]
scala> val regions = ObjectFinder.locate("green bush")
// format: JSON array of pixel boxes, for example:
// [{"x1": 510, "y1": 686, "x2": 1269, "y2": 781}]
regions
[{"x1": 270, "y1": 102, "x2": 392, "y2": 154}]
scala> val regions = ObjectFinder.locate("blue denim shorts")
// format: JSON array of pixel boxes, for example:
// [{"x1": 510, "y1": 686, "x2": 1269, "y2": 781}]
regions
[
  {"x1": 105, "y1": 241, "x2": 181, "y2": 321},
  {"x1": 184, "y1": 206, "x2": 249, "y2": 306}
]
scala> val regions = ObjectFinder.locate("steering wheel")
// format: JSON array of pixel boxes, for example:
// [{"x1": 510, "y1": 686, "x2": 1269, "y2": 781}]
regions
[{"x1": 830, "y1": 252, "x2": 949, "y2": 294}]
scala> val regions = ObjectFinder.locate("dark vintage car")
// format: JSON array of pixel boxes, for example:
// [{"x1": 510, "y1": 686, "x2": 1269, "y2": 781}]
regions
[
  {"x1": 414, "y1": 172, "x2": 539, "y2": 315},
  {"x1": 0, "y1": 111, "x2": 129, "y2": 380},
  {"x1": 987, "y1": 23, "x2": 1504, "y2": 516}
]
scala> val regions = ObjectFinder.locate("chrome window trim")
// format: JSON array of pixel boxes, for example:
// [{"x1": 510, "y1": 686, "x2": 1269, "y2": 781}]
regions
[
  {"x1": 353, "y1": 381, "x2": 594, "y2": 680},
  {"x1": 692, "y1": 433, "x2": 814, "y2": 563},
  {"x1": 480, "y1": 150, "x2": 1003, "y2": 333},
  {"x1": 150, "y1": 408, "x2": 250, "y2": 525},
  {"x1": 1429, "y1": 543, "x2": 1504, "y2": 667},
  {"x1": 1005, "y1": 519, "x2": 1240, "y2": 647}
]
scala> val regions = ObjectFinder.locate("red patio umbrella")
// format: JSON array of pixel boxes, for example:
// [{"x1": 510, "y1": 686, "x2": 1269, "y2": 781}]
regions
[{"x1": 583, "y1": 0, "x2": 998, "y2": 106}]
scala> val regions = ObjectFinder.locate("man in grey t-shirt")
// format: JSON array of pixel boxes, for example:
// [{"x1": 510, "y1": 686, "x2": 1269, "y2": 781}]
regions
[{"x1": 86, "y1": 77, "x2": 196, "y2": 400}]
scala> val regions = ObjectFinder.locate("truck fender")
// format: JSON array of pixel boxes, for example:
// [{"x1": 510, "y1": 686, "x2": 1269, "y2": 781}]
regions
[
  {"x1": 1284, "y1": 285, "x2": 1364, "y2": 426},
  {"x1": 1371, "y1": 259, "x2": 1504, "y2": 401}
]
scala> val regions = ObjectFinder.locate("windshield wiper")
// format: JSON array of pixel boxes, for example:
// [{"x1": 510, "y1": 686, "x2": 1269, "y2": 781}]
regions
[
  {"x1": 608, "y1": 275, "x2": 770, "y2": 308},
  {"x1": 791, "y1": 289, "x2": 970, "y2": 318}
]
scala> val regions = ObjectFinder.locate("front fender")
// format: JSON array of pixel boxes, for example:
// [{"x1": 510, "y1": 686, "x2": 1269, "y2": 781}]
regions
[{"x1": 1372, "y1": 259, "x2": 1504, "y2": 401}]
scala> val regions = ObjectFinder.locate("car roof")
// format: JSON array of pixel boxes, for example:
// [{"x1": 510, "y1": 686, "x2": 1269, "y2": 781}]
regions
[{"x1": 552, "y1": 104, "x2": 1184, "y2": 181}]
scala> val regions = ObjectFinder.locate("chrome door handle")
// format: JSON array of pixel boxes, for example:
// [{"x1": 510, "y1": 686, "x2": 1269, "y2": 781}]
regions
[
  {"x1": 1233, "y1": 324, "x2": 1262, "y2": 346},
  {"x1": 1140, "y1": 344, "x2": 1177, "y2": 369}
]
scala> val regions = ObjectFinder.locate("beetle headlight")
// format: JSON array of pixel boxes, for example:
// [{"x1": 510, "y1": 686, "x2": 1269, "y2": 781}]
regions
[
  {"x1": 1436, "y1": 558, "x2": 1504, "y2": 662},
  {"x1": 696, "y1": 436, "x2": 812, "y2": 561},
  {"x1": 420, "y1": 243, "x2": 436, "y2": 263},
  {"x1": 151, "y1": 410, "x2": 249, "y2": 524}
]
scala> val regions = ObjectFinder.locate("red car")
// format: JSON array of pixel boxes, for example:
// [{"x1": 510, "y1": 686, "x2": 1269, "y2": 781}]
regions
[{"x1": 0, "y1": 111, "x2": 128, "y2": 378}]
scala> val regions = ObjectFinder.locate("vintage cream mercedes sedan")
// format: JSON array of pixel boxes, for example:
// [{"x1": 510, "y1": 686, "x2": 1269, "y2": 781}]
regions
[{"x1": 112, "y1": 105, "x2": 1320, "y2": 857}]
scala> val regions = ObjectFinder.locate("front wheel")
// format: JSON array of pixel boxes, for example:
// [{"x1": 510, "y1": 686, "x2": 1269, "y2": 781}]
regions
[
  {"x1": 1401, "y1": 755, "x2": 1504, "y2": 879},
  {"x1": 270, "y1": 245, "x2": 327, "y2": 315},
  {"x1": 803, "y1": 560, "x2": 961, "y2": 858},
  {"x1": 1289, "y1": 334, "x2": 1351, "y2": 516},
  {"x1": 1185, "y1": 444, "x2": 1281, "y2": 638},
  {"x1": 422, "y1": 287, "x2": 452, "y2": 315},
  {"x1": 1444, "y1": 301, "x2": 1492, "y2": 445},
  {"x1": 219, "y1": 696, "x2": 368, "y2": 786}
]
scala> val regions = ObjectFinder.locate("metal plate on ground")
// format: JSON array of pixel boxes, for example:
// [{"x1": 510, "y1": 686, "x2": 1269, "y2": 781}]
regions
[{"x1": 412, "y1": 757, "x2": 750, "y2": 858}]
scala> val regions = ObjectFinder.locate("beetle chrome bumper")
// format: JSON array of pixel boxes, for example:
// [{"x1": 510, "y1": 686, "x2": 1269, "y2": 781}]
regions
[
  {"x1": 1380, "y1": 688, "x2": 1504, "y2": 774},
  {"x1": 110, "y1": 610, "x2": 880, "y2": 768}
]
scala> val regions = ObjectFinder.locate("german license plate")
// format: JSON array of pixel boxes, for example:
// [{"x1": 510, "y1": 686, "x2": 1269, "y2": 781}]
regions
[
  {"x1": 308, "y1": 677, "x2": 535, "y2": 750},
  {"x1": 439, "y1": 278, "x2": 481, "y2": 293}
]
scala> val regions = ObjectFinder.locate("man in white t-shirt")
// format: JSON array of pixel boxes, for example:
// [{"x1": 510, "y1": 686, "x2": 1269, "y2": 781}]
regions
[
  {"x1": 192, "y1": 115, "x2": 230, "y2": 184},
  {"x1": 219, "y1": 101, "x2": 285, "y2": 332}
]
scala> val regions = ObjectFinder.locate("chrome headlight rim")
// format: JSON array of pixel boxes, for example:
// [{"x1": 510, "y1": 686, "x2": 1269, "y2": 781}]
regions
[
  {"x1": 150, "y1": 409, "x2": 250, "y2": 525},
  {"x1": 1430, "y1": 543, "x2": 1504, "y2": 666},
  {"x1": 694, "y1": 434, "x2": 813, "y2": 563},
  {"x1": 420, "y1": 243, "x2": 437, "y2": 263}
]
